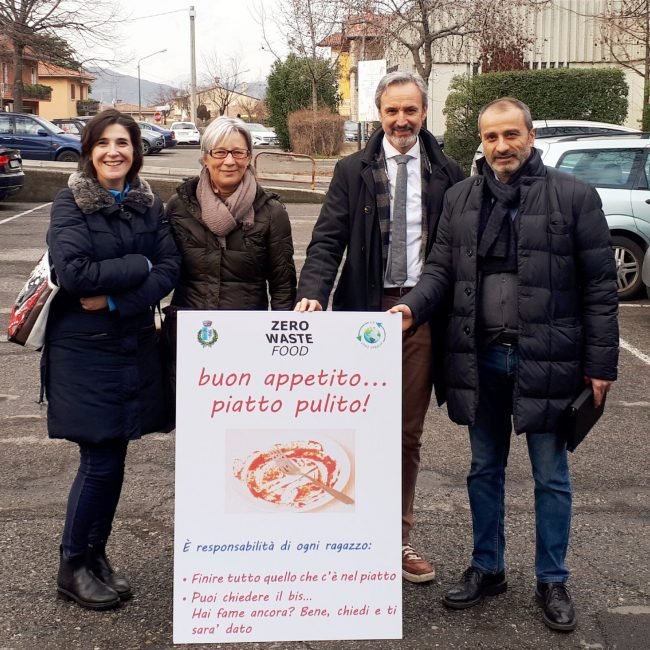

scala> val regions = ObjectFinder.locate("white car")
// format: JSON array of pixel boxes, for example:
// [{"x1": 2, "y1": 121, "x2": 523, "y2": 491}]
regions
[
  {"x1": 484, "y1": 133, "x2": 650, "y2": 299},
  {"x1": 472, "y1": 120, "x2": 640, "y2": 174},
  {"x1": 170, "y1": 121, "x2": 201, "y2": 145},
  {"x1": 241, "y1": 123, "x2": 279, "y2": 147}
]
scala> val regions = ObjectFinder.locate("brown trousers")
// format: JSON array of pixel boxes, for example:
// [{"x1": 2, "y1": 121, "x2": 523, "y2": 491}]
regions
[{"x1": 382, "y1": 294, "x2": 433, "y2": 544}]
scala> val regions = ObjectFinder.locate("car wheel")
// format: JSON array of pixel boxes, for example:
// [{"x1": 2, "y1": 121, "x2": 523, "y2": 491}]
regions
[
  {"x1": 611, "y1": 235, "x2": 644, "y2": 300},
  {"x1": 142, "y1": 140, "x2": 151, "y2": 155},
  {"x1": 56, "y1": 150, "x2": 80, "y2": 163}
]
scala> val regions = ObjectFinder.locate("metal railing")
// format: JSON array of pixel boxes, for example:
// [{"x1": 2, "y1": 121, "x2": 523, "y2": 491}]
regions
[{"x1": 253, "y1": 151, "x2": 316, "y2": 191}]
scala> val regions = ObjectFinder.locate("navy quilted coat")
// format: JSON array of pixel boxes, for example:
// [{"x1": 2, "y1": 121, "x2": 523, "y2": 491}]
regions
[{"x1": 43, "y1": 172, "x2": 180, "y2": 444}]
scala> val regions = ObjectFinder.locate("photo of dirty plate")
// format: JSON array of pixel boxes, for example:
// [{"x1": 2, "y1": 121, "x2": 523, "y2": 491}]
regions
[{"x1": 231, "y1": 438, "x2": 352, "y2": 512}]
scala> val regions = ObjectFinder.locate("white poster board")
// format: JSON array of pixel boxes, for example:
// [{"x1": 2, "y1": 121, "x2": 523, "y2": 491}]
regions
[
  {"x1": 358, "y1": 59, "x2": 387, "y2": 122},
  {"x1": 173, "y1": 311, "x2": 402, "y2": 644}
]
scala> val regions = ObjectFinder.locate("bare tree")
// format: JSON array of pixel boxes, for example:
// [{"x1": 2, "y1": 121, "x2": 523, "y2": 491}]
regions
[
  {"x1": 151, "y1": 86, "x2": 183, "y2": 125},
  {"x1": 596, "y1": 0, "x2": 650, "y2": 129},
  {"x1": 199, "y1": 53, "x2": 245, "y2": 117},
  {"x1": 478, "y1": 0, "x2": 541, "y2": 72},
  {"x1": 255, "y1": 0, "x2": 351, "y2": 113},
  {"x1": 359, "y1": 0, "x2": 549, "y2": 82},
  {"x1": 237, "y1": 95, "x2": 268, "y2": 122},
  {"x1": 0, "y1": 0, "x2": 122, "y2": 113}
]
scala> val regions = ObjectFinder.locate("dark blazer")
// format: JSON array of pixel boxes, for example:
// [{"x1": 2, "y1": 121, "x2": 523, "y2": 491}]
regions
[
  {"x1": 403, "y1": 166, "x2": 619, "y2": 433},
  {"x1": 296, "y1": 127, "x2": 464, "y2": 403},
  {"x1": 44, "y1": 173, "x2": 181, "y2": 444}
]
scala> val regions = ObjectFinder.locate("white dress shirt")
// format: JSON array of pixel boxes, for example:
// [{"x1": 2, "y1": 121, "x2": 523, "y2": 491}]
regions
[{"x1": 382, "y1": 136, "x2": 423, "y2": 287}]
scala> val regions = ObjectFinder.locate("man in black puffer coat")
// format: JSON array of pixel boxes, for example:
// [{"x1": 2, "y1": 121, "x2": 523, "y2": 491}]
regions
[{"x1": 392, "y1": 98, "x2": 618, "y2": 632}]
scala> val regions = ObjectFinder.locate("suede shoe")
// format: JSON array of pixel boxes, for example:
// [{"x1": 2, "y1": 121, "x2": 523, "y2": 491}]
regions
[
  {"x1": 535, "y1": 582, "x2": 577, "y2": 632},
  {"x1": 402, "y1": 545, "x2": 435, "y2": 583},
  {"x1": 442, "y1": 566, "x2": 507, "y2": 609}
]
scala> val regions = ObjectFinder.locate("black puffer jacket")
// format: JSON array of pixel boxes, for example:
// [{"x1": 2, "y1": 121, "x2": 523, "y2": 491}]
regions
[
  {"x1": 403, "y1": 166, "x2": 619, "y2": 433},
  {"x1": 165, "y1": 176, "x2": 296, "y2": 311},
  {"x1": 44, "y1": 172, "x2": 181, "y2": 444}
]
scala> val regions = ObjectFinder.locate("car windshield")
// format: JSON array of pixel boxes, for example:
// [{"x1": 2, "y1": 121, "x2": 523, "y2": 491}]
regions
[
  {"x1": 245, "y1": 124, "x2": 269, "y2": 131},
  {"x1": 172, "y1": 123, "x2": 195, "y2": 130},
  {"x1": 34, "y1": 115, "x2": 65, "y2": 134}
]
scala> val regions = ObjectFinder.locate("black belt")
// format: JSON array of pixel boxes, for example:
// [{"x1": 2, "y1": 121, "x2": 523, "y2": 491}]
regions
[
  {"x1": 384, "y1": 286, "x2": 413, "y2": 297},
  {"x1": 494, "y1": 331, "x2": 518, "y2": 346}
]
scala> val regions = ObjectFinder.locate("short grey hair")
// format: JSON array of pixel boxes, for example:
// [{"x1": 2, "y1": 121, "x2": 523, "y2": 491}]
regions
[
  {"x1": 374, "y1": 71, "x2": 428, "y2": 110},
  {"x1": 200, "y1": 116, "x2": 253, "y2": 155},
  {"x1": 478, "y1": 97, "x2": 534, "y2": 131}
]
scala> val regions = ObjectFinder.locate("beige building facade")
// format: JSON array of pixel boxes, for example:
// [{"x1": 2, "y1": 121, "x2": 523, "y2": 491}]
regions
[{"x1": 37, "y1": 63, "x2": 96, "y2": 120}]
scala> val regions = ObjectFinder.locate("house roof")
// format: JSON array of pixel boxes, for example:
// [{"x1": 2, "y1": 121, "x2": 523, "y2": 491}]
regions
[
  {"x1": 38, "y1": 62, "x2": 95, "y2": 82},
  {"x1": 318, "y1": 12, "x2": 386, "y2": 49}
]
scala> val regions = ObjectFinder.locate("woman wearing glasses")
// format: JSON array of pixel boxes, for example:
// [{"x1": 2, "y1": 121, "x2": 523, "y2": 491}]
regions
[{"x1": 162, "y1": 116, "x2": 296, "y2": 399}]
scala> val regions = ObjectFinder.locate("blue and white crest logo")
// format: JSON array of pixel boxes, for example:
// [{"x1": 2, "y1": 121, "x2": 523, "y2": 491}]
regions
[
  {"x1": 357, "y1": 321, "x2": 386, "y2": 348},
  {"x1": 197, "y1": 320, "x2": 218, "y2": 348}
]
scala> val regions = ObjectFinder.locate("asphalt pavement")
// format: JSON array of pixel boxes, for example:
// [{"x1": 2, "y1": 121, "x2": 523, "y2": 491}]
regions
[{"x1": 0, "y1": 200, "x2": 648, "y2": 650}]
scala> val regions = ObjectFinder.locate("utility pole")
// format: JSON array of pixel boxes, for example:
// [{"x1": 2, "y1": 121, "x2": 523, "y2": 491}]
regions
[{"x1": 190, "y1": 5, "x2": 197, "y2": 124}]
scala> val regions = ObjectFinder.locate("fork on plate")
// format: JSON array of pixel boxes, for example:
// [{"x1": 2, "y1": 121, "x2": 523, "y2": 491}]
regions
[{"x1": 270, "y1": 449, "x2": 354, "y2": 505}]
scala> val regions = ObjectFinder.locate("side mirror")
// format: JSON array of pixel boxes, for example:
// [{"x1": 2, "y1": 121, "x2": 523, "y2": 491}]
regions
[{"x1": 37, "y1": 128, "x2": 49, "y2": 137}]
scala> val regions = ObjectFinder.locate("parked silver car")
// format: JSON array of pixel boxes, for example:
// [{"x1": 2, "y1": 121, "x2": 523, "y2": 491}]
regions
[{"x1": 531, "y1": 134, "x2": 650, "y2": 299}]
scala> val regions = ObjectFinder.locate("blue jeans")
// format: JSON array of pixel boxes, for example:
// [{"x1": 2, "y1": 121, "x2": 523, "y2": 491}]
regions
[
  {"x1": 61, "y1": 440, "x2": 128, "y2": 558},
  {"x1": 468, "y1": 343, "x2": 572, "y2": 583}
]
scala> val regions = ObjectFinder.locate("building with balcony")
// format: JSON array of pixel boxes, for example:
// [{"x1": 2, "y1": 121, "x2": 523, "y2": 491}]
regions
[
  {"x1": 37, "y1": 62, "x2": 96, "y2": 120},
  {"x1": 0, "y1": 41, "x2": 44, "y2": 113}
]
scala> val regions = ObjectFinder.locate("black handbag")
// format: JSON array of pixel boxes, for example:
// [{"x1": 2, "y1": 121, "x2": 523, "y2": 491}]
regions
[{"x1": 559, "y1": 387, "x2": 607, "y2": 452}]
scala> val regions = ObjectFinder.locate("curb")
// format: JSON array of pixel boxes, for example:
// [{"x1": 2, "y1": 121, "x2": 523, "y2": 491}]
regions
[{"x1": 11, "y1": 162, "x2": 327, "y2": 205}]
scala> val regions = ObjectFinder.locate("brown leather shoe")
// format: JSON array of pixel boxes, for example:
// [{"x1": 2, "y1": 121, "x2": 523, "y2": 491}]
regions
[{"x1": 402, "y1": 544, "x2": 435, "y2": 583}]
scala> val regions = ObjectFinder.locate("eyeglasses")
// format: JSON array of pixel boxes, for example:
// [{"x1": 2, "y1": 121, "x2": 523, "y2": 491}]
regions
[{"x1": 208, "y1": 148, "x2": 250, "y2": 160}]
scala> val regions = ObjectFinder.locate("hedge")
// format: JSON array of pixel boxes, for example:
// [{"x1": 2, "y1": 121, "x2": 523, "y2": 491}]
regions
[{"x1": 444, "y1": 68, "x2": 629, "y2": 173}]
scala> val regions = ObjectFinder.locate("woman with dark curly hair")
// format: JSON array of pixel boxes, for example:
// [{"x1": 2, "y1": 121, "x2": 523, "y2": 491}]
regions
[{"x1": 43, "y1": 109, "x2": 180, "y2": 609}]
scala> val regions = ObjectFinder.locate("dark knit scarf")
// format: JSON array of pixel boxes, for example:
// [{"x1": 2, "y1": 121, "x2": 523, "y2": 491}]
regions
[
  {"x1": 478, "y1": 148, "x2": 545, "y2": 261},
  {"x1": 371, "y1": 142, "x2": 432, "y2": 273}
]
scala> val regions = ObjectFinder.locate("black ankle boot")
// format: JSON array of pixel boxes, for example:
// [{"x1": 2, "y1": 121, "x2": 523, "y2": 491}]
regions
[
  {"x1": 87, "y1": 544, "x2": 132, "y2": 600},
  {"x1": 57, "y1": 548, "x2": 120, "y2": 610}
]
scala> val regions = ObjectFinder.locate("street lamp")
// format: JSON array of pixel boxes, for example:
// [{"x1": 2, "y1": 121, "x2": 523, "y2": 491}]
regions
[{"x1": 137, "y1": 49, "x2": 167, "y2": 120}]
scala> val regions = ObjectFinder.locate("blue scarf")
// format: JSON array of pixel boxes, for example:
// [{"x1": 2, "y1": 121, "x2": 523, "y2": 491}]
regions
[{"x1": 108, "y1": 182, "x2": 131, "y2": 204}]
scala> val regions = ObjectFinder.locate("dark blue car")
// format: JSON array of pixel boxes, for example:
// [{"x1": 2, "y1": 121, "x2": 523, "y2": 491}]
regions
[{"x1": 0, "y1": 113, "x2": 81, "y2": 162}]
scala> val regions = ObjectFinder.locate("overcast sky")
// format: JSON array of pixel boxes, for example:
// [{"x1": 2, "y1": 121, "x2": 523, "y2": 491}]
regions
[{"x1": 91, "y1": 0, "x2": 287, "y2": 87}]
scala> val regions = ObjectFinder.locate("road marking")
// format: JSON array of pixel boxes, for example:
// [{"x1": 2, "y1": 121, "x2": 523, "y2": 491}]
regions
[
  {"x1": 620, "y1": 338, "x2": 650, "y2": 365},
  {"x1": 0, "y1": 203, "x2": 51, "y2": 225}
]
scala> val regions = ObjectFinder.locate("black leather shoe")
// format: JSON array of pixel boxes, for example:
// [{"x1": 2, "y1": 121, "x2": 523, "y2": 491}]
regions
[
  {"x1": 535, "y1": 582, "x2": 577, "y2": 631},
  {"x1": 442, "y1": 566, "x2": 507, "y2": 609},
  {"x1": 57, "y1": 551, "x2": 120, "y2": 610},
  {"x1": 87, "y1": 544, "x2": 133, "y2": 600}
]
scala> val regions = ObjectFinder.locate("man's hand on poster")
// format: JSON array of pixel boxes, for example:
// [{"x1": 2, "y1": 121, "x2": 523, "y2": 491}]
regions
[
  {"x1": 388, "y1": 303, "x2": 413, "y2": 331},
  {"x1": 294, "y1": 298, "x2": 323, "y2": 312}
]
